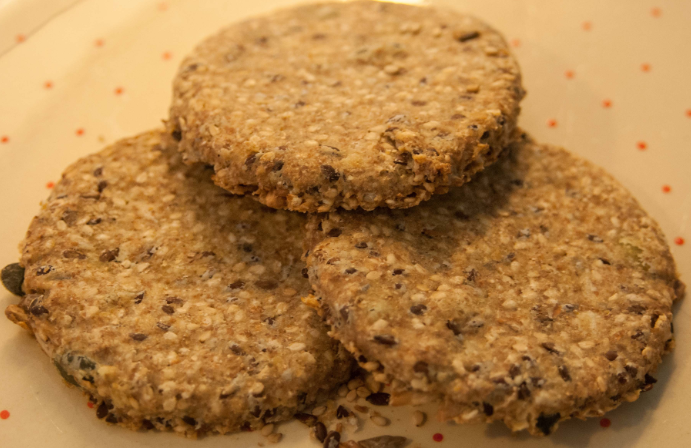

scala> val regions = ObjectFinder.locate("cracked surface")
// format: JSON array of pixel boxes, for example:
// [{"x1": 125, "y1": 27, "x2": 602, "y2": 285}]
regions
[
  {"x1": 305, "y1": 133, "x2": 683, "y2": 435},
  {"x1": 169, "y1": 1, "x2": 524, "y2": 212},
  {"x1": 4, "y1": 130, "x2": 352, "y2": 437}
]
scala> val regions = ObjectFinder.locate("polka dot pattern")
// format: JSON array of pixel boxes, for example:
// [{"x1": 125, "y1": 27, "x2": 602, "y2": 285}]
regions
[
  {"x1": 0, "y1": 2, "x2": 686, "y2": 444},
  {"x1": 11, "y1": 3, "x2": 685, "y2": 260}
]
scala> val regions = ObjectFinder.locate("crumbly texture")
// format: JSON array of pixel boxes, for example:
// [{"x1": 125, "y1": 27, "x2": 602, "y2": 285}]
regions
[
  {"x1": 168, "y1": 1, "x2": 524, "y2": 212},
  {"x1": 4, "y1": 131, "x2": 352, "y2": 437},
  {"x1": 305, "y1": 133, "x2": 683, "y2": 435}
]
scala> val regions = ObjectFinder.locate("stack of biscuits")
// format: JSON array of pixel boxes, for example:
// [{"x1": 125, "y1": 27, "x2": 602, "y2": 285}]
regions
[{"x1": 2, "y1": 1, "x2": 683, "y2": 443}]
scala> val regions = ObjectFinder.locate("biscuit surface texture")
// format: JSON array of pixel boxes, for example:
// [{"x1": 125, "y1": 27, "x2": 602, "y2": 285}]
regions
[
  {"x1": 4, "y1": 131, "x2": 352, "y2": 437},
  {"x1": 305, "y1": 134, "x2": 682, "y2": 435},
  {"x1": 169, "y1": 1, "x2": 523, "y2": 212}
]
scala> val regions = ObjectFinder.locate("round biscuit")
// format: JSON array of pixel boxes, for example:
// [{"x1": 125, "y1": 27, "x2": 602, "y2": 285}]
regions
[
  {"x1": 169, "y1": 1, "x2": 524, "y2": 212},
  {"x1": 4, "y1": 131, "x2": 352, "y2": 437},
  {"x1": 305, "y1": 132, "x2": 682, "y2": 436}
]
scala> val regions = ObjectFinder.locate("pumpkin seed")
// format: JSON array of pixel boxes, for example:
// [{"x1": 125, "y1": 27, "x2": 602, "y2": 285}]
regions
[{"x1": 1, "y1": 263, "x2": 25, "y2": 296}]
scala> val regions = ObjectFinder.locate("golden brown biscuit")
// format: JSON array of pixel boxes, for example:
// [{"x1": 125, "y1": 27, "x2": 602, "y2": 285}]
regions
[
  {"x1": 4, "y1": 131, "x2": 352, "y2": 437},
  {"x1": 169, "y1": 1, "x2": 524, "y2": 212},
  {"x1": 305, "y1": 133, "x2": 682, "y2": 435}
]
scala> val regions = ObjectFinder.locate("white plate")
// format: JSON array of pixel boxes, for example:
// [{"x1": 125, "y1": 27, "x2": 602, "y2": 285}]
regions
[{"x1": 1, "y1": 1, "x2": 689, "y2": 447}]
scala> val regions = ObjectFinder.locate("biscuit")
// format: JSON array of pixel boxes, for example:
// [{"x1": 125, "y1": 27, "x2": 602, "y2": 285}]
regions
[
  {"x1": 304, "y1": 133, "x2": 683, "y2": 435},
  {"x1": 169, "y1": 1, "x2": 524, "y2": 212},
  {"x1": 4, "y1": 131, "x2": 352, "y2": 437}
]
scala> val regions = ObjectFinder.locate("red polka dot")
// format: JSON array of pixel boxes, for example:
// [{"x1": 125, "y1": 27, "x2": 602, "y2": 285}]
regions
[
  {"x1": 675, "y1": 237, "x2": 685, "y2": 246},
  {"x1": 16, "y1": 34, "x2": 25, "y2": 43},
  {"x1": 162, "y1": 51, "x2": 173, "y2": 60},
  {"x1": 510, "y1": 39, "x2": 521, "y2": 48},
  {"x1": 76, "y1": 128, "x2": 85, "y2": 136},
  {"x1": 582, "y1": 21, "x2": 592, "y2": 31},
  {"x1": 602, "y1": 99, "x2": 612, "y2": 108},
  {"x1": 685, "y1": 109, "x2": 691, "y2": 118},
  {"x1": 95, "y1": 39, "x2": 104, "y2": 47},
  {"x1": 651, "y1": 8, "x2": 662, "y2": 17},
  {"x1": 46, "y1": 181, "x2": 55, "y2": 189},
  {"x1": 662, "y1": 185, "x2": 671, "y2": 193},
  {"x1": 565, "y1": 70, "x2": 575, "y2": 79},
  {"x1": 1, "y1": 136, "x2": 8, "y2": 144},
  {"x1": 600, "y1": 418, "x2": 611, "y2": 428},
  {"x1": 0, "y1": 410, "x2": 9, "y2": 420},
  {"x1": 158, "y1": 2, "x2": 168, "y2": 11},
  {"x1": 641, "y1": 63, "x2": 651, "y2": 72},
  {"x1": 637, "y1": 141, "x2": 647, "y2": 150},
  {"x1": 44, "y1": 81, "x2": 53, "y2": 89},
  {"x1": 87, "y1": 402, "x2": 94, "y2": 409},
  {"x1": 115, "y1": 87, "x2": 124, "y2": 95},
  {"x1": 547, "y1": 119, "x2": 558, "y2": 128},
  {"x1": 433, "y1": 433, "x2": 444, "y2": 442}
]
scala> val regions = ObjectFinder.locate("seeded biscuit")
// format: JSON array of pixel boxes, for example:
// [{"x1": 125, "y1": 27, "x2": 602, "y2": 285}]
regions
[
  {"x1": 4, "y1": 131, "x2": 352, "y2": 437},
  {"x1": 304, "y1": 133, "x2": 683, "y2": 435},
  {"x1": 169, "y1": 1, "x2": 524, "y2": 212}
]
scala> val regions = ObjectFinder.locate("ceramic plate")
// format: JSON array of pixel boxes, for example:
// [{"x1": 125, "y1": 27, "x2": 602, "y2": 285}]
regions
[{"x1": 1, "y1": 0, "x2": 689, "y2": 447}]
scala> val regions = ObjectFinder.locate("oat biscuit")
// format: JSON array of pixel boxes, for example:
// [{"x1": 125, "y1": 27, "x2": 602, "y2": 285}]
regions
[
  {"x1": 4, "y1": 131, "x2": 352, "y2": 437},
  {"x1": 169, "y1": 1, "x2": 524, "y2": 212},
  {"x1": 304, "y1": 133, "x2": 683, "y2": 435}
]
